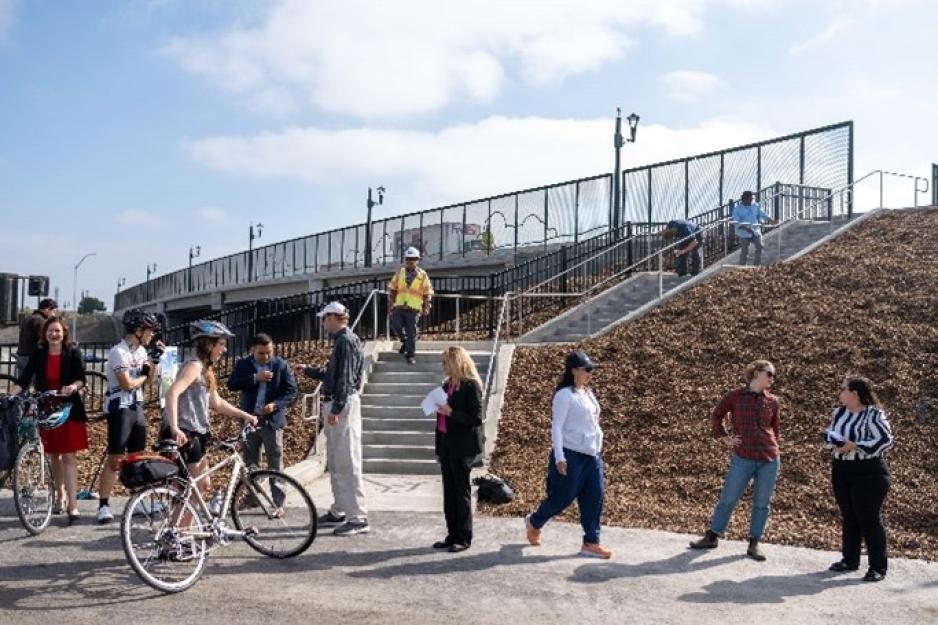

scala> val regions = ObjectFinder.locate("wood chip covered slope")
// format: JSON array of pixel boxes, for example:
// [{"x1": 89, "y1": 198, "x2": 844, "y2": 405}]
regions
[{"x1": 488, "y1": 209, "x2": 938, "y2": 560}]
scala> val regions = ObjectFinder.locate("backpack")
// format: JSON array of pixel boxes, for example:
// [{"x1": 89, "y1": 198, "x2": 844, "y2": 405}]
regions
[
  {"x1": 0, "y1": 397, "x2": 24, "y2": 472},
  {"x1": 119, "y1": 453, "x2": 180, "y2": 490},
  {"x1": 473, "y1": 474, "x2": 515, "y2": 504}
]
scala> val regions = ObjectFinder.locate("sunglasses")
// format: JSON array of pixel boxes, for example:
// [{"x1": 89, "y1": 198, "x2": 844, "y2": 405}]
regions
[{"x1": 760, "y1": 370, "x2": 775, "y2": 378}]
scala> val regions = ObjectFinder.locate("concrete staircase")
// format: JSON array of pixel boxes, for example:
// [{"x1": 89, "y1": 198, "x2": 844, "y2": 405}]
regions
[
  {"x1": 361, "y1": 341, "x2": 492, "y2": 475},
  {"x1": 521, "y1": 217, "x2": 855, "y2": 344},
  {"x1": 519, "y1": 273, "x2": 692, "y2": 343}
]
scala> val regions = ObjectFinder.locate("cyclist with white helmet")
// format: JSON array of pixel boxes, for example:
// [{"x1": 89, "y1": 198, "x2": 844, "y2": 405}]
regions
[
  {"x1": 161, "y1": 320, "x2": 257, "y2": 494},
  {"x1": 97, "y1": 309, "x2": 162, "y2": 523},
  {"x1": 388, "y1": 246, "x2": 433, "y2": 365}
]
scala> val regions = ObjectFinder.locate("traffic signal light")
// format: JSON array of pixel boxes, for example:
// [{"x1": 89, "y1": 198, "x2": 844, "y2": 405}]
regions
[{"x1": 28, "y1": 275, "x2": 49, "y2": 297}]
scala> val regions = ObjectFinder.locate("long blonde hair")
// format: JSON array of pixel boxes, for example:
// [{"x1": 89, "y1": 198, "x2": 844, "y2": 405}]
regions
[
  {"x1": 443, "y1": 346, "x2": 483, "y2": 392},
  {"x1": 194, "y1": 337, "x2": 219, "y2": 394}
]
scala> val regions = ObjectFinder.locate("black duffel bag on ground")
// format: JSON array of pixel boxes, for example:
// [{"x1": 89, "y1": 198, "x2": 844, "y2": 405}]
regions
[
  {"x1": 119, "y1": 453, "x2": 179, "y2": 489},
  {"x1": 473, "y1": 474, "x2": 515, "y2": 504}
]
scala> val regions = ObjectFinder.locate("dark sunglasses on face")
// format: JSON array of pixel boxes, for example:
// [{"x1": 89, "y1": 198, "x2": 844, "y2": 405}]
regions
[{"x1": 761, "y1": 370, "x2": 775, "y2": 378}]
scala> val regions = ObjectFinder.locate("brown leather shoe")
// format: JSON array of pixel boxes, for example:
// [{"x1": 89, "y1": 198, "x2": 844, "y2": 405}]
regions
[{"x1": 689, "y1": 530, "x2": 719, "y2": 549}]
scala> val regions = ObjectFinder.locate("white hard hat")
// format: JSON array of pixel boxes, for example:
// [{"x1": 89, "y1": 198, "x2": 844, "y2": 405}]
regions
[
  {"x1": 317, "y1": 301, "x2": 348, "y2": 318},
  {"x1": 404, "y1": 247, "x2": 421, "y2": 259}
]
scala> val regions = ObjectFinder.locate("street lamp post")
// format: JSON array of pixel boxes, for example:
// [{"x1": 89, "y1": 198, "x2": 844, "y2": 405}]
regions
[
  {"x1": 146, "y1": 263, "x2": 158, "y2": 302},
  {"x1": 72, "y1": 252, "x2": 96, "y2": 340},
  {"x1": 612, "y1": 109, "x2": 640, "y2": 236},
  {"x1": 188, "y1": 245, "x2": 201, "y2": 292},
  {"x1": 248, "y1": 223, "x2": 263, "y2": 282},
  {"x1": 116, "y1": 277, "x2": 126, "y2": 294},
  {"x1": 364, "y1": 186, "x2": 385, "y2": 268}
]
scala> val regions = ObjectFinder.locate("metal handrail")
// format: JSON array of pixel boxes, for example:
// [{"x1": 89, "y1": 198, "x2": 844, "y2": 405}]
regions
[
  {"x1": 511, "y1": 168, "x2": 927, "y2": 338},
  {"x1": 483, "y1": 293, "x2": 511, "y2": 406}
]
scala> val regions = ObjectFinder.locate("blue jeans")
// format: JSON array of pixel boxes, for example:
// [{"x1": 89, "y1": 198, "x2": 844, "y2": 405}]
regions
[
  {"x1": 709, "y1": 454, "x2": 780, "y2": 540},
  {"x1": 530, "y1": 449, "x2": 604, "y2": 544}
]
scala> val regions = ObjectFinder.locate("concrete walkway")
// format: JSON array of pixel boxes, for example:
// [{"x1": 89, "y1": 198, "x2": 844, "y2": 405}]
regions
[{"x1": 1, "y1": 488, "x2": 936, "y2": 625}]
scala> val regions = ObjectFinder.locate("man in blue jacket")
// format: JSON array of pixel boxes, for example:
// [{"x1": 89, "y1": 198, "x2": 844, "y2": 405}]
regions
[
  {"x1": 227, "y1": 333, "x2": 298, "y2": 507},
  {"x1": 731, "y1": 191, "x2": 778, "y2": 266}
]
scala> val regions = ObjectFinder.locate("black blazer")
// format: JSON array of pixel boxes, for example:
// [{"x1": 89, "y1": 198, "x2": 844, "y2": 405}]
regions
[
  {"x1": 435, "y1": 379, "x2": 483, "y2": 460},
  {"x1": 226, "y1": 355, "x2": 298, "y2": 430},
  {"x1": 16, "y1": 346, "x2": 88, "y2": 422}
]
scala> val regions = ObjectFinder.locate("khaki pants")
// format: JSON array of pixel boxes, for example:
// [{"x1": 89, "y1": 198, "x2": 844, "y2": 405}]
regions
[{"x1": 325, "y1": 394, "x2": 367, "y2": 521}]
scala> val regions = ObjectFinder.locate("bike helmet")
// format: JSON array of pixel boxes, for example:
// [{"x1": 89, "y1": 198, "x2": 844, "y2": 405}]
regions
[
  {"x1": 189, "y1": 319, "x2": 235, "y2": 340},
  {"x1": 38, "y1": 403, "x2": 71, "y2": 431},
  {"x1": 122, "y1": 309, "x2": 160, "y2": 334}
]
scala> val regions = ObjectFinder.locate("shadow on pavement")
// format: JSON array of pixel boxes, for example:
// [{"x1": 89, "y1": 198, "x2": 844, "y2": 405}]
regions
[
  {"x1": 677, "y1": 570, "x2": 865, "y2": 604},
  {"x1": 569, "y1": 548, "x2": 743, "y2": 583}
]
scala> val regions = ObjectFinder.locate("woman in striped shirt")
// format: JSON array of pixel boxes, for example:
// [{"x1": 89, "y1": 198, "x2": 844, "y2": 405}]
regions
[{"x1": 824, "y1": 375, "x2": 894, "y2": 582}]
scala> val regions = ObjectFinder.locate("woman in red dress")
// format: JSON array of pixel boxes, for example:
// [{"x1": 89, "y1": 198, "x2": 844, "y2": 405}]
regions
[{"x1": 13, "y1": 317, "x2": 89, "y2": 524}]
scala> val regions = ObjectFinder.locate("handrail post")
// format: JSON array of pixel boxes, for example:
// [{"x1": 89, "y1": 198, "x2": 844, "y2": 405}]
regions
[
  {"x1": 658, "y1": 251, "x2": 663, "y2": 298},
  {"x1": 879, "y1": 170, "x2": 884, "y2": 208},
  {"x1": 455, "y1": 295, "x2": 461, "y2": 339},
  {"x1": 372, "y1": 289, "x2": 378, "y2": 341}
]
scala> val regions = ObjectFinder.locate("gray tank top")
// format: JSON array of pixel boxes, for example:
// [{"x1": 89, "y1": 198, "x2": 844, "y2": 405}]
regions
[{"x1": 175, "y1": 358, "x2": 211, "y2": 434}]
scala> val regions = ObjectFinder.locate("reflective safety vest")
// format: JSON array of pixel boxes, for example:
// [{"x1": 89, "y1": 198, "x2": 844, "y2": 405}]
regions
[{"x1": 389, "y1": 267, "x2": 433, "y2": 310}]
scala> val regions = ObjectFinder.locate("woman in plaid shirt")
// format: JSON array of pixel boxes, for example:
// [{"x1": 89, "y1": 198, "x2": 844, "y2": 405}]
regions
[{"x1": 689, "y1": 360, "x2": 781, "y2": 561}]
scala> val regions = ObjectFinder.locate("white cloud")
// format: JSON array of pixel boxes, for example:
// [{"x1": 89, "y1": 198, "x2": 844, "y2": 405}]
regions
[
  {"x1": 117, "y1": 209, "x2": 164, "y2": 227},
  {"x1": 161, "y1": 0, "x2": 754, "y2": 119},
  {"x1": 197, "y1": 205, "x2": 226, "y2": 222},
  {"x1": 0, "y1": 0, "x2": 18, "y2": 43},
  {"x1": 659, "y1": 70, "x2": 722, "y2": 101},
  {"x1": 789, "y1": 15, "x2": 852, "y2": 54},
  {"x1": 185, "y1": 116, "x2": 776, "y2": 207}
]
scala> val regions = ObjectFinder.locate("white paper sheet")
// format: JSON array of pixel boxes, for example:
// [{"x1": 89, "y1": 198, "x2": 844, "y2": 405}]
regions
[{"x1": 420, "y1": 386, "x2": 448, "y2": 417}]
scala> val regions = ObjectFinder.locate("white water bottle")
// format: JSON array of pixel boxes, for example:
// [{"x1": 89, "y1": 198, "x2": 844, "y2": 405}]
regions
[{"x1": 209, "y1": 490, "x2": 223, "y2": 516}]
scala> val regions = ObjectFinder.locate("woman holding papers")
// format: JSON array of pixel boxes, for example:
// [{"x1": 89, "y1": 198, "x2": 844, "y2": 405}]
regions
[{"x1": 432, "y1": 346, "x2": 484, "y2": 553}]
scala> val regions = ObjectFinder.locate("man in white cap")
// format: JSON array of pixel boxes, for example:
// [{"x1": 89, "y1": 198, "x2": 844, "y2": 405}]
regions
[
  {"x1": 293, "y1": 301, "x2": 368, "y2": 535},
  {"x1": 388, "y1": 246, "x2": 433, "y2": 365}
]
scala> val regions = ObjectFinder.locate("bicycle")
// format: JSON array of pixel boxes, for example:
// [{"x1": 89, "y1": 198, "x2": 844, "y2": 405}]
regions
[
  {"x1": 120, "y1": 425, "x2": 318, "y2": 593},
  {"x1": 1, "y1": 390, "x2": 71, "y2": 535}
]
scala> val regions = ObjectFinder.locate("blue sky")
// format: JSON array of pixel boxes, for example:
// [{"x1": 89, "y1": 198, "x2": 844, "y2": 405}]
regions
[{"x1": 1, "y1": 0, "x2": 935, "y2": 310}]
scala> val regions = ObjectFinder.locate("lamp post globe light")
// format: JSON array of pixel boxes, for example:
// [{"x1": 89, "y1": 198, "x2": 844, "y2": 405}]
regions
[
  {"x1": 188, "y1": 245, "x2": 201, "y2": 292},
  {"x1": 145, "y1": 263, "x2": 158, "y2": 301},
  {"x1": 72, "y1": 252, "x2": 96, "y2": 340},
  {"x1": 612, "y1": 108, "x2": 641, "y2": 236},
  {"x1": 248, "y1": 223, "x2": 263, "y2": 282},
  {"x1": 364, "y1": 185, "x2": 385, "y2": 268}
]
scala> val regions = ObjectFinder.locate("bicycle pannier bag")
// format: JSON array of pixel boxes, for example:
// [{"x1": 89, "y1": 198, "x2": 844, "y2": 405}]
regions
[{"x1": 119, "y1": 453, "x2": 179, "y2": 489}]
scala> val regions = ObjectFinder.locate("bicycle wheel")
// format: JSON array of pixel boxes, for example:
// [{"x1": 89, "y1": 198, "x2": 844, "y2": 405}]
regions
[
  {"x1": 121, "y1": 485, "x2": 208, "y2": 593},
  {"x1": 12, "y1": 441, "x2": 53, "y2": 535},
  {"x1": 82, "y1": 371, "x2": 109, "y2": 420},
  {"x1": 231, "y1": 469, "x2": 317, "y2": 559}
]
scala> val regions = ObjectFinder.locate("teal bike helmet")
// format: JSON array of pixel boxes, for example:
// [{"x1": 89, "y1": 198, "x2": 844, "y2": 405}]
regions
[{"x1": 189, "y1": 319, "x2": 235, "y2": 340}]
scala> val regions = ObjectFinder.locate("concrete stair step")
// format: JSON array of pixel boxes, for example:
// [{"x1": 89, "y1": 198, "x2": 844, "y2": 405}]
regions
[
  {"x1": 364, "y1": 458, "x2": 439, "y2": 475},
  {"x1": 363, "y1": 430, "x2": 433, "y2": 445},
  {"x1": 362, "y1": 417, "x2": 436, "y2": 432},
  {"x1": 359, "y1": 394, "x2": 427, "y2": 407},
  {"x1": 362, "y1": 444, "x2": 436, "y2": 460},
  {"x1": 372, "y1": 360, "x2": 489, "y2": 374},
  {"x1": 368, "y1": 371, "x2": 447, "y2": 384},
  {"x1": 361, "y1": 405, "x2": 425, "y2": 418},
  {"x1": 363, "y1": 382, "x2": 440, "y2": 395},
  {"x1": 389, "y1": 352, "x2": 489, "y2": 364}
]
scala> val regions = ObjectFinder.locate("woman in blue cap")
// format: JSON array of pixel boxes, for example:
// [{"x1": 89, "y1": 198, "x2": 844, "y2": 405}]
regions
[{"x1": 525, "y1": 350, "x2": 611, "y2": 559}]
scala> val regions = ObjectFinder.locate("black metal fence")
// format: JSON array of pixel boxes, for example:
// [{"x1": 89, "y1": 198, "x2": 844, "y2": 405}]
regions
[
  {"x1": 115, "y1": 174, "x2": 613, "y2": 309},
  {"x1": 622, "y1": 121, "x2": 853, "y2": 225}
]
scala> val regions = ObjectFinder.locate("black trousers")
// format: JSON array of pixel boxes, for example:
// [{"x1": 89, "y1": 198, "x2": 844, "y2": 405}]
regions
[
  {"x1": 675, "y1": 247, "x2": 702, "y2": 276},
  {"x1": 439, "y1": 449, "x2": 472, "y2": 546},
  {"x1": 832, "y1": 458, "x2": 891, "y2": 572}
]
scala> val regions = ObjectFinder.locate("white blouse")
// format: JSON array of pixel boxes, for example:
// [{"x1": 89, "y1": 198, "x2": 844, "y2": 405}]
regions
[{"x1": 551, "y1": 386, "x2": 602, "y2": 462}]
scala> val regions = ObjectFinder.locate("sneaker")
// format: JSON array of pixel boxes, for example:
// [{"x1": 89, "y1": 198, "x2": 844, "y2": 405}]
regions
[
  {"x1": 580, "y1": 543, "x2": 613, "y2": 559},
  {"x1": 97, "y1": 505, "x2": 114, "y2": 524},
  {"x1": 747, "y1": 539, "x2": 766, "y2": 561},
  {"x1": 318, "y1": 510, "x2": 346, "y2": 525},
  {"x1": 524, "y1": 515, "x2": 541, "y2": 546},
  {"x1": 863, "y1": 569, "x2": 886, "y2": 582},
  {"x1": 334, "y1": 520, "x2": 370, "y2": 536},
  {"x1": 689, "y1": 530, "x2": 719, "y2": 549},
  {"x1": 406, "y1": 356, "x2": 416, "y2": 365}
]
